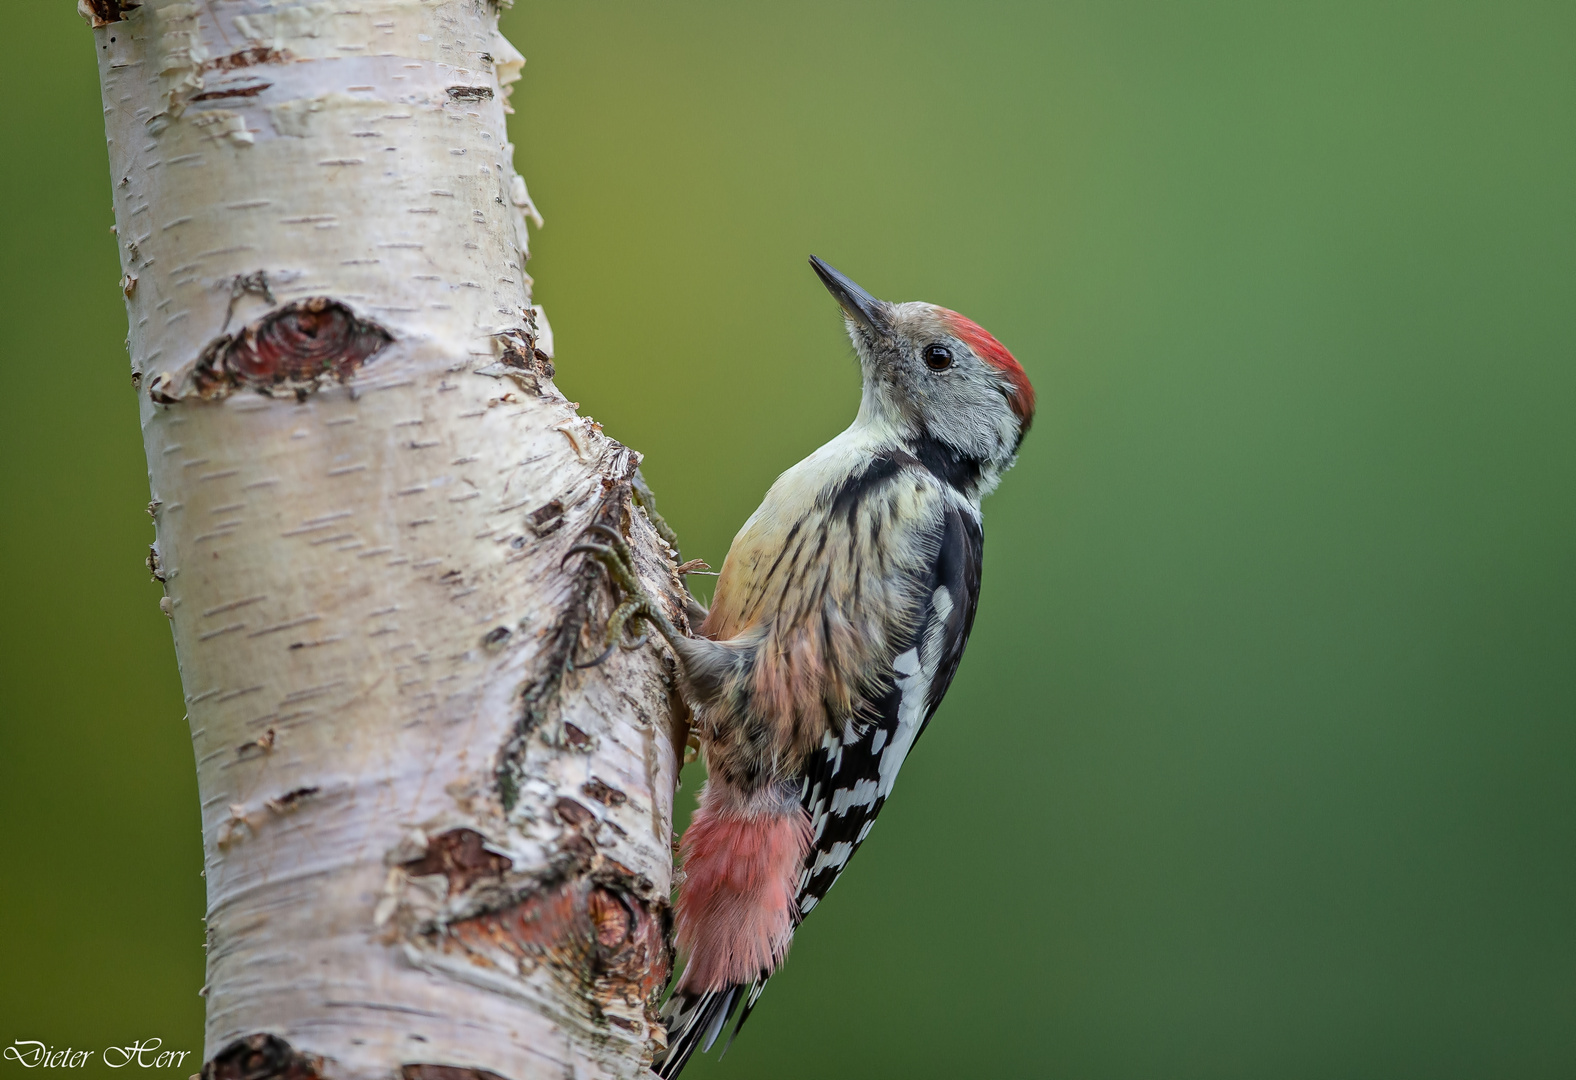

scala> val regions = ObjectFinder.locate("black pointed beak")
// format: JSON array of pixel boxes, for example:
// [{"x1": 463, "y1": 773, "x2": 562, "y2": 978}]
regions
[{"x1": 809, "y1": 256, "x2": 888, "y2": 338}]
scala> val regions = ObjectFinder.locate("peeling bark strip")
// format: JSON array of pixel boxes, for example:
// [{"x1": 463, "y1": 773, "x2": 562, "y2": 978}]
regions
[
  {"x1": 191, "y1": 299, "x2": 393, "y2": 400},
  {"x1": 477, "y1": 326, "x2": 556, "y2": 397},
  {"x1": 498, "y1": 329, "x2": 554, "y2": 378},
  {"x1": 91, "y1": 3, "x2": 685, "y2": 1078}
]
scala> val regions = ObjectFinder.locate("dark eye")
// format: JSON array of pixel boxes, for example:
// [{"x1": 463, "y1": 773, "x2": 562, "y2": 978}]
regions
[{"x1": 922, "y1": 343, "x2": 953, "y2": 370}]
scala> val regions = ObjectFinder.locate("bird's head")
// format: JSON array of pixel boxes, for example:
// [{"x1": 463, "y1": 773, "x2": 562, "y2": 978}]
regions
[{"x1": 810, "y1": 256, "x2": 1034, "y2": 472}]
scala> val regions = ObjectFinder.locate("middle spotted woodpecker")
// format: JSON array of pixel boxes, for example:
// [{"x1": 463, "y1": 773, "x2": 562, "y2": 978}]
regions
[{"x1": 571, "y1": 256, "x2": 1034, "y2": 1076}]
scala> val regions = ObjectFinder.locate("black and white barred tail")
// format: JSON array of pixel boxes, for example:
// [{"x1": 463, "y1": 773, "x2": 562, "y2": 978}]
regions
[{"x1": 655, "y1": 981, "x2": 757, "y2": 1078}]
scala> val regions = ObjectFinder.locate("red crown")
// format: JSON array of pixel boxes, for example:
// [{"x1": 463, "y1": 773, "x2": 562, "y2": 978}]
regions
[{"x1": 940, "y1": 310, "x2": 1035, "y2": 430}]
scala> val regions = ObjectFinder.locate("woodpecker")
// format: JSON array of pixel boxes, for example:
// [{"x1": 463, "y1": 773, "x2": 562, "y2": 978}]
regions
[{"x1": 571, "y1": 257, "x2": 1034, "y2": 1076}]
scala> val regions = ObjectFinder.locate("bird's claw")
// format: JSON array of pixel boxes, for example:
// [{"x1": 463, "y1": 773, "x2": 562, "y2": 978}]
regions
[
  {"x1": 567, "y1": 524, "x2": 665, "y2": 669},
  {"x1": 565, "y1": 524, "x2": 644, "y2": 593}
]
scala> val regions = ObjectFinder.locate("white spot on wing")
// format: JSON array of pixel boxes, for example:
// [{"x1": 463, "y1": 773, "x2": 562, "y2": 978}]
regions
[
  {"x1": 892, "y1": 648, "x2": 921, "y2": 679},
  {"x1": 830, "y1": 779, "x2": 878, "y2": 814},
  {"x1": 810, "y1": 841, "x2": 853, "y2": 875},
  {"x1": 878, "y1": 647, "x2": 927, "y2": 799},
  {"x1": 922, "y1": 586, "x2": 955, "y2": 676},
  {"x1": 871, "y1": 727, "x2": 888, "y2": 755}
]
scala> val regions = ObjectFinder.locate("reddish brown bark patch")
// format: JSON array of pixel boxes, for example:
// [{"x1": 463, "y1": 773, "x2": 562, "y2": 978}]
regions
[
  {"x1": 401, "y1": 1067, "x2": 512, "y2": 1080},
  {"x1": 207, "y1": 47, "x2": 292, "y2": 72},
  {"x1": 81, "y1": 0, "x2": 140, "y2": 27},
  {"x1": 192, "y1": 299, "x2": 391, "y2": 400},
  {"x1": 528, "y1": 498, "x2": 565, "y2": 536},
  {"x1": 444, "y1": 877, "x2": 670, "y2": 1028},
  {"x1": 553, "y1": 796, "x2": 595, "y2": 827},
  {"x1": 486, "y1": 327, "x2": 555, "y2": 395},
  {"x1": 501, "y1": 338, "x2": 553, "y2": 376},
  {"x1": 202, "y1": 1034, "x2": 322, "y2": 1080},
  {"x1": 402, "y1": 828, "x2": 513, "y2": 896},
  {"x1": 587, "y1": 886, "x2": 633, "y2": 948},
  {"x1": 263, "y1": 785, "x2": 318, "y2": 814},
  {"x1": 581, "y1": 778, "x2": 628, "y2": 808},
  {"x1": 192, "y1": 83, "x2": 272, "y2": 101}
]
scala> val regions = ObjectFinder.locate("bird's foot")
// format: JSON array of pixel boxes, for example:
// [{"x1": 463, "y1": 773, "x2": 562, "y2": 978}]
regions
[{"x1": 566, "y1": 523, "x2": 671, "y2": 669}]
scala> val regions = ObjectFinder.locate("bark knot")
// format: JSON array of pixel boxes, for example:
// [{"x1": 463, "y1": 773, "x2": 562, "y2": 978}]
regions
[
  {"x1": 202, "y1": 1035, "x2": 322, "y2": 1080},
  {"x1": 441, "y1": 874, "x2": 671, "y2": 1039},
  {"x1": 185, "y1": 298, "x2": 392, "y2": 401},
  {"x1": 79, "y1": 0, "x2": 139, "y2": 28}
]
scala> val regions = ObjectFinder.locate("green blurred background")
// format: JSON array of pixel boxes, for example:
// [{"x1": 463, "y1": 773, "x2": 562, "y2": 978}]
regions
[{"x1": 3, "y1": 2, "x2": 1574, "y2": 1077}]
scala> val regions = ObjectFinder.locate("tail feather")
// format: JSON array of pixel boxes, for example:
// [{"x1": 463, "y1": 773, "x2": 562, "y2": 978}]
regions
[
  {"x1": 699, "y1": 989, "x2": 735, "y2": 1054},
  {"x1": 655, "y1": 984, "x2": 744, "y2": 1079},
  {"x1": 718, "y1": 977, "x2": 770, "y2": 1058}
]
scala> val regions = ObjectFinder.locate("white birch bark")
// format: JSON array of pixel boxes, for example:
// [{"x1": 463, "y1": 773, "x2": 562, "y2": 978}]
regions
[{"x1": 85, "y1": 2, "x2": 687, "y2": 1078}]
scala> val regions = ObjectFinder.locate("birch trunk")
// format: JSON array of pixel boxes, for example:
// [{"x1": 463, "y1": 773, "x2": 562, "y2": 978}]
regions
[{"x1": 84, "y1": 2, "x2": 686, "y2": 1077}]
